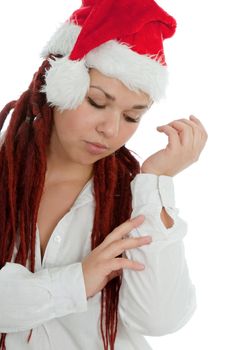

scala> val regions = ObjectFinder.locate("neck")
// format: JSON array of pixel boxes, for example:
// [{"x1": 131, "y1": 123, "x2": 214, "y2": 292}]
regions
[
  {"x1": 45, "y1": 156, "x2": 94, "y2": 186},
  {"x1": 45, "y1": 134, "x2": 94, "y2": 186}
]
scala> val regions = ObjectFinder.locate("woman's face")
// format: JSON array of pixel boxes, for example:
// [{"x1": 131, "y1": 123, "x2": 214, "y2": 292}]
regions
[{"x1": 50, "y1": 68, "x2": 152, "y2": 166}]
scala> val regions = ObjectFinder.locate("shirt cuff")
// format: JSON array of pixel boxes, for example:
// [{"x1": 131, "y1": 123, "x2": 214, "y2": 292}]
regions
[
  {"x1": 129, "y1": 173, "x2": 187, "y2": 241},
  {"x1": 49, "y1": 262, "x2": 88, "y2": 318},
  {"x1": 130, "y1": 173, "x2": 175, "y2": 209}
]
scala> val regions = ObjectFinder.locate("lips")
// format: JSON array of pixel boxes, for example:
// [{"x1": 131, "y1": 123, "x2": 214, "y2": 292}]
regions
[
  {"x1": 85, "y1": 141, "x2": 109, "y2": 155},
  {"x1": 86, "y1": 141, "x2": 108, "y2": 149}
]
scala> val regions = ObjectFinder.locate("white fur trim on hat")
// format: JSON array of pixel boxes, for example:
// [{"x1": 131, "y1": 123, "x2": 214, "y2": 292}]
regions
[
  {"x1": 86, "y1": 40, "x2": 168, "y2": 102},
  {"x1": 40, "y1": 22, "x2": 81, "y2": 58},
  {"x1": 40, "y1": 37, "x2": 168, "y2": 111}
]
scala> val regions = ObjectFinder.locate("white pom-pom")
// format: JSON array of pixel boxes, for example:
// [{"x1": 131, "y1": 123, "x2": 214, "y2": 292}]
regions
[{"x1": 40, "y1": 55, "x2": 90, "y2": 112}]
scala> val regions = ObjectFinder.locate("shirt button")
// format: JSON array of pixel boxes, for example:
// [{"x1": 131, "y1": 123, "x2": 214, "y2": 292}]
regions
[{"x1": 54, "y1": 235, "x2": 61, "y2": 243}]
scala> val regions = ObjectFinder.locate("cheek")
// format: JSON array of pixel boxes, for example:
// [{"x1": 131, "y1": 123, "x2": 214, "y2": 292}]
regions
[
  {"x1": 110, "y1": 124, "x2": 138, "y2": 150},
  {"x1": 121, "y1": 123, "x2": 139, "y2": 140},
  {"x1": 55, "y1": 110, "x2": 92, "y2": 141},
  {"x1": 56, "y1": 116, "x2": 79, "y2": 143}
]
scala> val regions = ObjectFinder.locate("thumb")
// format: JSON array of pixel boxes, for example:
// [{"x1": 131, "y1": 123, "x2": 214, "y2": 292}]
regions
[{"x1": 157, "y1": 126, "x2": 164, "y2": 132}]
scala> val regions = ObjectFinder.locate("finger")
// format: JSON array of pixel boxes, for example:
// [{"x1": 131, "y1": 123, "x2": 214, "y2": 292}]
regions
[
  {"x1": 174, "y1": 119, "x2": 201, "y2": 145},
  {"x1": 175, "y1": 118, "x2": 207, "y2": 149},
  {"x1": 172, "y1": 119, "x2": 205, "y2": 160},
  {"x1": 102, "y1": 215, "x2": 145, "y2": 247},
  {"x1": 166, "y1": 120, "x2": 193, "y2": 146},
  {"x1": 102, "y1": 235, "x2": 152, "y2": 260},
  {"x1": 189, "y1": 115, "x2": 208, "y2": 139},
  {"x1": 176, "y1": 118, "x2": 199, "y2": 129},
  {"x1": 175, "y1": 118, "x2": 205, "y2": 137},
  {"x1": 157, "y1": 125, "x2": 181, "y2": 148},
  {"x1": 111, "y1": 257, "x2": 145, "y2": 272},
  {"x1": 189, "y1": 115, "x2": 207, "y2": 131}
]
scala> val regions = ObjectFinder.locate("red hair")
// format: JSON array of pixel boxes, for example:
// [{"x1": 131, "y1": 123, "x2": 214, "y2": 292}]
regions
[{"x1": 0, "y1": 55, "x2": 140, "y2": 350}]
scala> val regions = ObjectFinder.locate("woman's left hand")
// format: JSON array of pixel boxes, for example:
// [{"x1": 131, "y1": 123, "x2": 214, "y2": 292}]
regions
[{"x1": 141, "y1": 115, "x2": 208, "y2": 177}]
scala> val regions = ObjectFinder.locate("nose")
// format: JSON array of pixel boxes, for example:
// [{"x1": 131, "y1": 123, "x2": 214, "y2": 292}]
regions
[{"x1": 96, "y1": 112, "x2": 120, "y2": 138}]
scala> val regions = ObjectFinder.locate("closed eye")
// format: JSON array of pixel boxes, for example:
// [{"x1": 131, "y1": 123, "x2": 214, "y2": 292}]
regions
[
  {"x1": 87, "y1": 97, "x2": 105, "y2": 109},
  {"x1": 87, "y1": 97, "x2": 140, "y2": 123},
  {"x1": 124, "y1": 116, "x2": 140, "y2": 123}
]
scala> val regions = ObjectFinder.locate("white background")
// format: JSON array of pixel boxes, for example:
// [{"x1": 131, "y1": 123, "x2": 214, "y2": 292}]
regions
[{"x1": 0, "y1": 1, "x2": 232, "y2": 349}]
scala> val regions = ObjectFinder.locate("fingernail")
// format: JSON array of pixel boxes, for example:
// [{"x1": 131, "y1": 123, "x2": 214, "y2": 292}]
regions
[{"x1": 138, "y1": 264, "x2": 145, "y2": 269}]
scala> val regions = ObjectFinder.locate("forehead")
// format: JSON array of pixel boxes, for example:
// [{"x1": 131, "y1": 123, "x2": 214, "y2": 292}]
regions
[{"x1": 88, "y1": 68, "x2": 152, "y2": 106}]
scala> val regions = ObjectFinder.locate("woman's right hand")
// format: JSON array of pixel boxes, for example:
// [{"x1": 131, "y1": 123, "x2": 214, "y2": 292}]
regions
[{"x1": 81, "y1": 215, "x2": 152, "y2": 299}]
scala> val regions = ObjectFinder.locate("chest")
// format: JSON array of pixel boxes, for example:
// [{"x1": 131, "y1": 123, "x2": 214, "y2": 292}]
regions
[{"x1": 37, "y1": 183, "x2": 84, "y2": 260}]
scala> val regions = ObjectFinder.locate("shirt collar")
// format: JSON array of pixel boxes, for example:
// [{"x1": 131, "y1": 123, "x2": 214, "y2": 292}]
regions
[{"x1": 70, "y1": 176, "x2": 94, "y2": 210}]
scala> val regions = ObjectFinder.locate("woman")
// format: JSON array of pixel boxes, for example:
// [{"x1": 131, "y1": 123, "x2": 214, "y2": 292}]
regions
[{"x1": 0, "y1": 1, "x2": 207, "y2": 349}]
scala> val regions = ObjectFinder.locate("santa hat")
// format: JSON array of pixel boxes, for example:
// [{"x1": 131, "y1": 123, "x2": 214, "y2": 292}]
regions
[{"x1": 40, "y1": 0, "x2": 176, "y2": 112}]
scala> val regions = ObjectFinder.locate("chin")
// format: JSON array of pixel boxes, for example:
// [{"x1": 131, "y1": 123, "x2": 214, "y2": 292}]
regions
[
  {"x1": 69, "y1": 147, "x2": 113, "y2": 165},
  {"x1": 73, "y1": 153, "x2": 100, "y2": 165}
]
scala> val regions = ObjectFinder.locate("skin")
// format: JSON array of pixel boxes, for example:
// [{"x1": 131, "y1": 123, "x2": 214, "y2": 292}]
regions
[
  {"x1": 46, "y1": 68, "x2": 208, "y2": 183},
  {"x1": 141, "y1": 115, "x2": 208, "y2": 176},
  {"x1": 44, "y1": 67, "x2": 208, "y2": 298},
  {"x1": 45, "y1": 68, "x2": 152, "y2": 186}
]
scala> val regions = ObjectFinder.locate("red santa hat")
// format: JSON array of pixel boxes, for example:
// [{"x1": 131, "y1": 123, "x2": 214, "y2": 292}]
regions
[{"x1": 40, "y1": 0, "x2": 176, "y2": 112}]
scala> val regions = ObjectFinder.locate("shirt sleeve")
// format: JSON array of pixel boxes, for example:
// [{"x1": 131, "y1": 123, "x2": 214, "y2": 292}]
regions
[
  {"x1": 0, "y1": 262, "x2": 88, "y2": 333},
  {"x1": 118, "y1": 173, "x2": 197, "y2": 336}
]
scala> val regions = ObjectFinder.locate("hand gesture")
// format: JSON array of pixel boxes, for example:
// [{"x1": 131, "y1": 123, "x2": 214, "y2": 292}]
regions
[
  {"x1": 82, "y1": 215, "x2": 152, "y2": 299},
  {"x1": 141, "y1": 115, "x2": 208, "y2": 177}
]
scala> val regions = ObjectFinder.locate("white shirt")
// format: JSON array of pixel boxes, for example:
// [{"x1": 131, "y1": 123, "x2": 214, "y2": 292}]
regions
[{"x1": 0, "y1": 173, "x2": 196, "y2": 349}]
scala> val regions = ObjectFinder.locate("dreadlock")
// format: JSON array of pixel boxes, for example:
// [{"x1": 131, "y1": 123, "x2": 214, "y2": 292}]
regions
[{"x1": 0, "y1": 54, "x2": 140, "y2": 350}]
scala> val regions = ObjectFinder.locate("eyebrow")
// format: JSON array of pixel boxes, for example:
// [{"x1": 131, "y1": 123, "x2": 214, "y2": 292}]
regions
[{"x1": 90, "y1": 85, "x2": 151, "y2": 110}]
